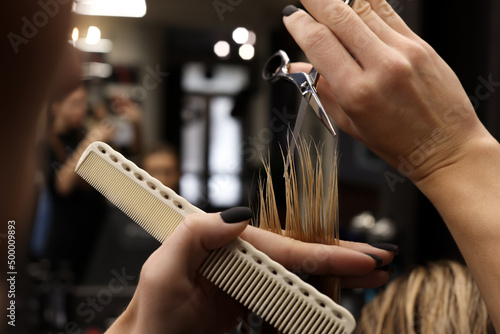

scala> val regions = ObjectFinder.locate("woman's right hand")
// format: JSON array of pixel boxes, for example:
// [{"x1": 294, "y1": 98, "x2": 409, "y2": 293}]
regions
[{"x1": 283, "y1": 0, "x2": 494, "y2": 185}]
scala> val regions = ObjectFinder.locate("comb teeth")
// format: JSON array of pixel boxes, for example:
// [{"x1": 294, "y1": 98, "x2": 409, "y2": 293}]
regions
[
  {"x1": 76, "y1": 142, "x2": 356, "y2": 334},
  {"x1": 76, "y1": 143, "x2": 202, "y2": 243},
  {"x1": 199, "y1": 240, "x2": 351, "y2": 334}
]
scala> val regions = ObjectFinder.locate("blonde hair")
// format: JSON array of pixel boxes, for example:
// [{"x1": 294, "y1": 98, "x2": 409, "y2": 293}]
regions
[
  {"x1": 356, "y1": 260, "x2": 493, "y2": 334},
  {"x1": 257, "y1": 136, "x2": 340, "y2": 301}
]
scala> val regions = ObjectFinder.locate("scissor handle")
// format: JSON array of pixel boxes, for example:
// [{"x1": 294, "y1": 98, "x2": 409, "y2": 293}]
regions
[{"x1": 262, "y1": 50, "x2": 290, "y2": 83}]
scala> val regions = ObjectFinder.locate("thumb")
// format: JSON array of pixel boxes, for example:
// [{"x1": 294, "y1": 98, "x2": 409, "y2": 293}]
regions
[{"x1": 157, "y1": 207, "x2": 253, "y2": 277}]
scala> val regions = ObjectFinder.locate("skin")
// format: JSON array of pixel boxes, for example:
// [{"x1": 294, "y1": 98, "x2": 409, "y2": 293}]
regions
[
  {"x1": 282, "y1": 0, "x2": 500, "y2": 330},
  {"x1": 107, "y1": 214, "x2": 393, "y2": 333},
  {"x1": 2, "y1": 2, "x2": 392, "y2": 333},
  {"x1": 142, "y1": 151, "x2": 181, "y2": 191},
  {"x1": 50, "y1": 85, "x2": 116, "y2": 196}
]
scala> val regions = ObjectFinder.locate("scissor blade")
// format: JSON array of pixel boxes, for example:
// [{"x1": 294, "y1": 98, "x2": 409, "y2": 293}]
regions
[
  {"x1": 284, "y1": 96, "x2": 309, "y2": 176},
  {"x1": 306, "y1": 90, "x2": 337, "y2": 137}
]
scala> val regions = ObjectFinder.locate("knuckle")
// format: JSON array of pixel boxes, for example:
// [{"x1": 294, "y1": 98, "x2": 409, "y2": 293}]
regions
[
  {"x1": 378, "y1": 1, "x2": 398, "y2": 19},
  {"x1": 382, "y1": 55, "x2": 413, "y2": 78},
  {"x1": 303, "y1": 25, "x2": 332, "y2": 51},
  {"x1": 344, "y1": 80, "x2": 374, "y2": 110},
  {"x1": 324, "y1": 1, "x2": 353, "y2": 27},
  {"x1": 404, "y1": 42, "x2": 431, "y2": 64},
  {"x1": 353, "y1": 0, "x2": 372, "y2": 18}
]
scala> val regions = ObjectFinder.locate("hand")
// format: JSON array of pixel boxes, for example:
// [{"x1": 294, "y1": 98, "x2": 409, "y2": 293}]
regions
[
  {"x1": 283, "y1": 0, "x2": 493, "y2": 184},
  {"x1": 85, "y1": 122, "x2": 116, "y2": 144},
  {"x1": 108, "y1": 209, "x2": 394, "y2": 334},
  {"x1": 111, "y1": 96, "x2": 142, "y2": 124}
]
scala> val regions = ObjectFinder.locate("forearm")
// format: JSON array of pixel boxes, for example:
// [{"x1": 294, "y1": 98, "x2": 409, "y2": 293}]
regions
[
  {"x1": 54, "y1": 130, "x2": 105, "y2": 195},
  {"x1": 415, "y1": 131, "x2": 500, "y2": 330}
]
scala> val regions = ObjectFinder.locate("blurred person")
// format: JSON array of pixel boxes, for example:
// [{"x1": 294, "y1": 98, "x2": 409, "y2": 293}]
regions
[
  {"x1": 45, "y1": 82, "x2": 115, "y2": 282},
  {"x1": 142, "y1": 142, "x2": 181, "y2": 191}
]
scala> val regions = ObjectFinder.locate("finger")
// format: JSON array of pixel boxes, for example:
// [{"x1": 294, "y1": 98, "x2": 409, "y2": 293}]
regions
[
  {"x1": 155, "y1": 209, "x2": 251, "y2": 280},
  {"x1": 282, "y1": 8, "x2": 363, "y2": 93},
  {"x1": 351, "y1": 0, "x2": 407, "y2": 46},
  {"x1": 290, "y1": 0, "x2": 386, "y2": 68},
  {"x1": 338, "y1": 240, "x2": 396, "y2": 265},
  {"x1": 341, "y1": 269, "x2": 391, "y2": 288},
  {"x1": 240, "y1": 226, "x2": 384, "y2": 276},
  {"x1": 364, "y1": 0, "x2": 418, "y2": 40}
]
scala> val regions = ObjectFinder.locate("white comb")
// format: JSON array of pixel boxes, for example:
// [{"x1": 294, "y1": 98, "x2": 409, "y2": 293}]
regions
[{"x1": 76, "y1": 141, "x2": 356, "y2": 334}]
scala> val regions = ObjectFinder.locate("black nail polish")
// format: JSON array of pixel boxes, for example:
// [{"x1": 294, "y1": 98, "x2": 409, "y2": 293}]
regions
[
  {"x1": 378, "y1": 265, "x2": 395, "y2": 276},
  {"x1": 370, "y1": 243, "x2": 399, "y2": 255},
  {"x1": 220, "y1": 207, "x2": 253, "y2": 224},
  {"x1": 283, "y1": 4, "x2": 299, "y2": 17},
  {"x1": 365, "y1": 253, "x2": 383, "y2": 269}
]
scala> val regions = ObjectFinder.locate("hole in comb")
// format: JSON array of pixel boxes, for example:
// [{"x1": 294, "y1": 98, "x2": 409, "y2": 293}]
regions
[
  {"x1": 334, "y1": 311, "x2": 343, "y2": 319},
  {"x1": 122, "y1": 164, "x2": 131, "y2": 172},
  {"x1": 160, "y1": 191, "x2": 170, "y2": 200},
  {"x1": 317, "y1": 300, "x2": 326, "y2": 308},
  {"x1": 134, "y1": 173, "x2": 144, "y2": 181},
  {"x1": 253, "y1": 257, "x2": 262, "y2": 265},
  {"x1": 98, "y1": 146, "x2": 106, "y2": 154},
  {"x1": 147, "y1": 182, "x2": 156, "y2": 190},
  {"x1": 268, "y1": 267, "x2": 278, "y2": 275},
  {"x1": 285, "y1": 278, "x2": 294, "y2": 286},
  {"x1": 173, "y1": 200, "x2": 183, "y2": 209},
  {"x1": 301, "y1": 289, "x2": 310, "y2": 297},
  {"x1": 110, "y1": 155, "x2": 118, "y2": 163},
  {"x1": 240, "y1": 248, "x2": 247, "y2": 254}
]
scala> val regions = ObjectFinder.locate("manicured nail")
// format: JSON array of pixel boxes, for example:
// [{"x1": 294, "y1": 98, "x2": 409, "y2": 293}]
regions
[
  {"x1": 365, "y1": 253, "x2": 383, "y2": 269},
  {"x1": 370, "y1": 243, "x2": 399, "y2": 255},
  {"x1": 220, "y1": 207, "x2": 253, "y2": 224},
  {"x1": 378, "y1": 265, "x2": 395, "y2": 276},
  {"x1": 282, "y1": 4, "x2": 299, "y2": 17}
]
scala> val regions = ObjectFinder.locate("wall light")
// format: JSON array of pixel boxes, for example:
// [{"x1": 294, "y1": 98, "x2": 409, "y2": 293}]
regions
[
  {"x1": 71, "y1": 27, "x2": 79, "y2": 43},
  {"x1": 86, "y1": 26, "x2": 101, "y2": 45}
]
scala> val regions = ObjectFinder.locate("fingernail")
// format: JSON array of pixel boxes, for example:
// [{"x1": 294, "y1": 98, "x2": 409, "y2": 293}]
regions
[
  {"x1": 370, "y1": 243, "x2": 399, "y2": 255},
  {"x1": 220, "y1": 207, "x2": 253, "y2": 224},
  {"x1": 282, "y1": 4, "x2": 299, "y2": 17},
  {"x1": 378, "y1": 265, "x2": 395, "y2": 276},
  {"x1": 365, "y1": 253, "x2": 383, "y2": 269}
]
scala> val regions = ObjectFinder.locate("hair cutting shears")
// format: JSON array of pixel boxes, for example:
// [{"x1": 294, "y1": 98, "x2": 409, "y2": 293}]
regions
[
  {"x1": 262, "y1": 0, "x2": 355, "y2": 172},
  {"x1": 262, "y1": 50, "x2": 336, "y2": 172}
]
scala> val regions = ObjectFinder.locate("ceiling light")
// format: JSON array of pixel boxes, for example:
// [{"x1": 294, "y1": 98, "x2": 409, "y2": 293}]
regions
[
  {"x1": 214, "y1": 41, "x2": 230, "y2": 59},
  {"x1": 238, "y1": 44, "x2": 254, "y2": 60},
  {"x1": 246, "y1": 31, "x2": 256, "y2": 45},
  {"x1": 232, "y1": 27, "x2": 249, "y2": 44},
  {"x1": 73, "y1": 0, "x2": 147, "y2": 18}
]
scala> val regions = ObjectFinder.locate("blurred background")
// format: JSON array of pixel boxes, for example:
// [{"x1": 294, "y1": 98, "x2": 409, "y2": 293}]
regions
[{"x1": 19, "y1": 0, "x2": 500, "y2": 332}]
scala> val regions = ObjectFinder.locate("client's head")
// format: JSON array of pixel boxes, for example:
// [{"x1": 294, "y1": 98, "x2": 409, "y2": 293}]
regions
[{"x1": 356, "y1": 260, "x2": 493, "y2": 334}]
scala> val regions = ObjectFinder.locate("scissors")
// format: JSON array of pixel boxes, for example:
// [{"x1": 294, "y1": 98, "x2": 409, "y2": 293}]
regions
[
  {"x1": 262, "y1": 0, "x2": 355, "y2": 173},
  {"x1": 262, "y1": 49, "x2": 336, "y2": 173}
]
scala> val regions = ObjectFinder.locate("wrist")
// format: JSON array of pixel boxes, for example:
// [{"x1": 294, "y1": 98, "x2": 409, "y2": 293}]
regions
[{"x1": 413, "y1": 130, "x2": 500, "y2": 201}]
